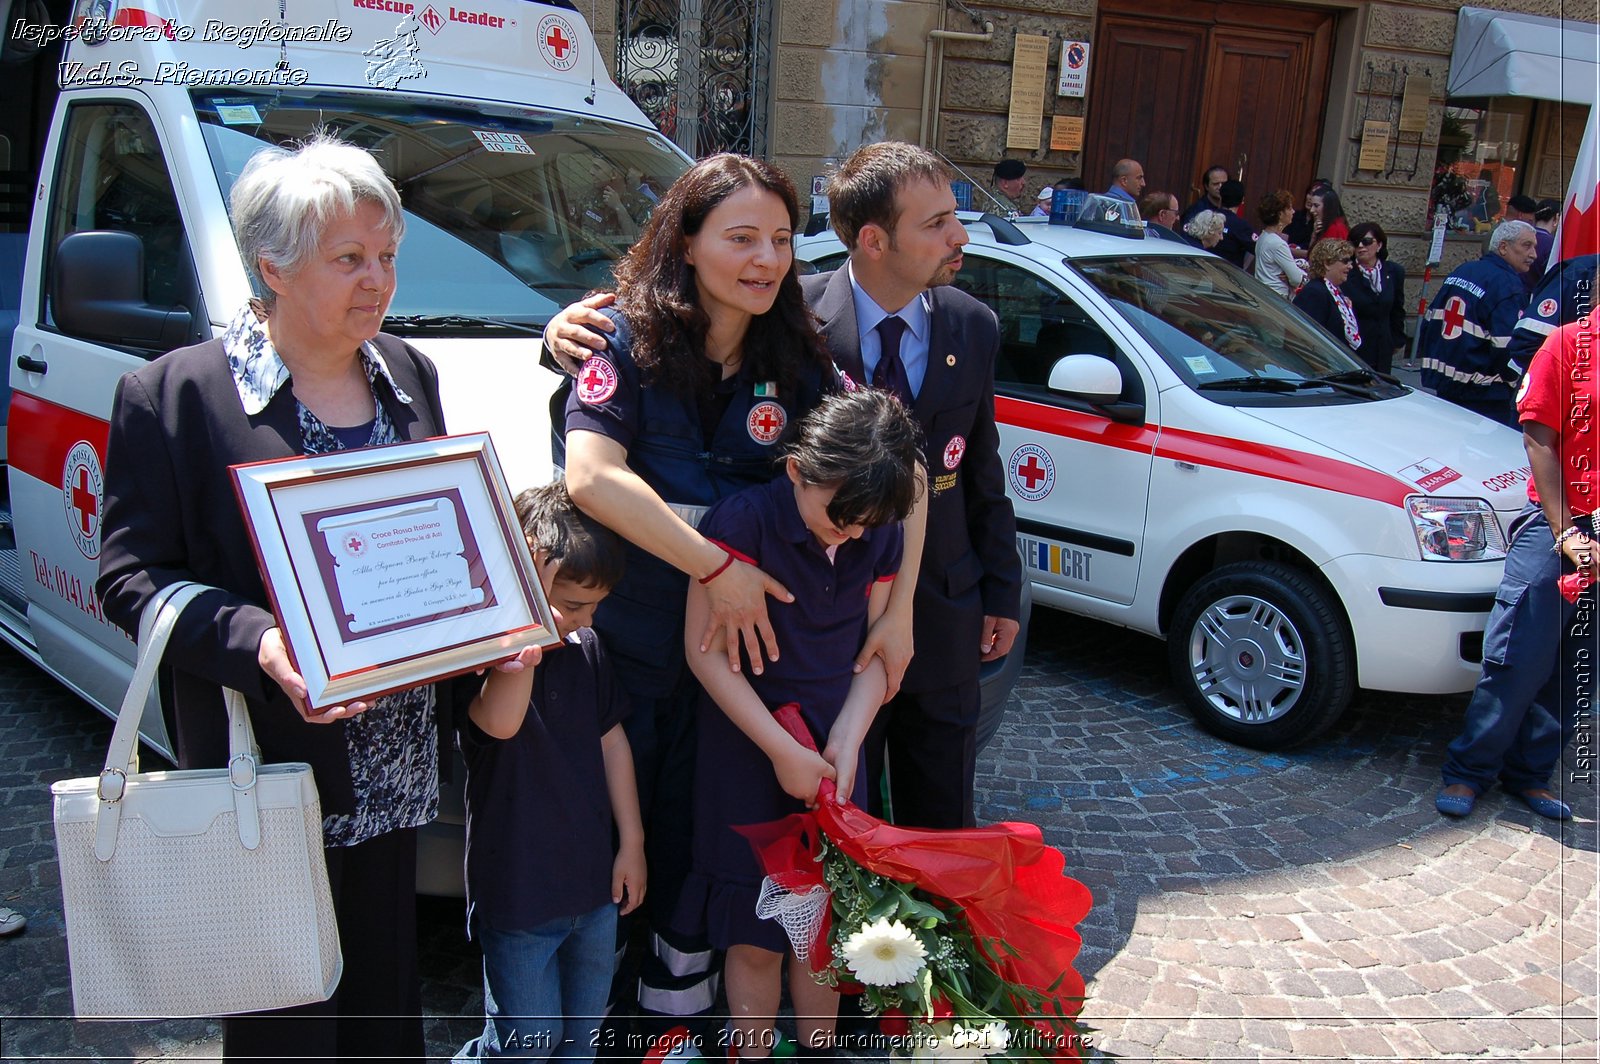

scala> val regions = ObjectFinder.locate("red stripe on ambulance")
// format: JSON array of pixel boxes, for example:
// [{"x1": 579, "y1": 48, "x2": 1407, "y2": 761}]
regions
[
  {"x1": 997, "y1": 395, "x2": 1415, "y2": 508},
  {"x1": 9, "y1": 393, "x2": 110, "y2": 486}
]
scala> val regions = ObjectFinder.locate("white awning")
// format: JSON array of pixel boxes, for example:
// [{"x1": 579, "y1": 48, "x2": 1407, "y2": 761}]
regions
[{"x1": 1448, "y1": 7, "x2": 1600, "y2": 104}]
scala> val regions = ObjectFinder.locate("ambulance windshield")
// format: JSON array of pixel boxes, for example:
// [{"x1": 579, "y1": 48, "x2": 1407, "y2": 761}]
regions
[
  {"x1": 195, "y1": 90, "x2": 688, "y2": 327},
  {"x1": 1073, "y1": 255, "x2": 1405, "y2": 400}
]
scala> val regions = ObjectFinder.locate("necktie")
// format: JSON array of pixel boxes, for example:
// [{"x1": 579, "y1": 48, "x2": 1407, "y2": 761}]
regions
[{"x1": 873, "y1": 315, "x2": 912, "y2": 406}]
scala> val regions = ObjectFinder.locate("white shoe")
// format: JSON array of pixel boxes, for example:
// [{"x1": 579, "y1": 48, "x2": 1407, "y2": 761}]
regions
[{"x1": 0, "y1": 907, "x2": 26, "y2": 935}]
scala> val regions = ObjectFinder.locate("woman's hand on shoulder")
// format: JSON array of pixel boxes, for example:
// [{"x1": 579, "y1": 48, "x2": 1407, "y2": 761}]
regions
[
  {"x1": 700, "y1": 557, "x2": 793, "y2": 675},
  {"x1": 545, "y1": 293, "x2": 619, "y2": 375},
  {"x1": 258, "y1": 627, "x2": 368, "y2": 723}
]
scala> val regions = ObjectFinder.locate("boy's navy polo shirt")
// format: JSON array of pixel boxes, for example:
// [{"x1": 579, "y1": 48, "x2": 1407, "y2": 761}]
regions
[
  {"x1": 458, "y1": 627, "x2": 629, "y2": 932},
  {"x1": 701, "y1": 475, "x2": 902, "y2": 717}
]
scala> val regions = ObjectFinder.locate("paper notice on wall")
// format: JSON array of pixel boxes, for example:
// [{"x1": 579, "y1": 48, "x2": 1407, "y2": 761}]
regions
[
  {"x1": 1399, "y1": 75, "x2": 1431, "y2": 133},
  {"x1": 1051, "y1": 115, "x2": 1085, "y2": 152},
  {"x1": 1006, "y1": 34, "x2": 1051, "y2": 151},
  {"x1": 1358, "y1": 120, "x2": 1391, "y2": 171}
]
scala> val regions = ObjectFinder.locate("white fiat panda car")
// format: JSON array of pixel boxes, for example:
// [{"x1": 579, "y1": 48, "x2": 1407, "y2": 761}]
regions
[{"x1": 800, "y1": 206, "x2": 1529, "y2": 750}]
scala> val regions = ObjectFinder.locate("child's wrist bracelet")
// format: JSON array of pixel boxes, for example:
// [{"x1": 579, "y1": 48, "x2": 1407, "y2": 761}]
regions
[{"x1": 698, "y1": 550, "x2": 736, "y2": 585}]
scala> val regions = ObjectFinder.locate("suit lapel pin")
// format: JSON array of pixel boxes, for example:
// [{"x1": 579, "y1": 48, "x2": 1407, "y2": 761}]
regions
[{"x1": 946, "y1": 354, "x2": 957, "y2": 367}]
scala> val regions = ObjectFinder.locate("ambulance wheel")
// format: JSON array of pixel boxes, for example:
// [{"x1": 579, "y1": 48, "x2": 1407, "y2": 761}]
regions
[{"x1": 1168, "y1": 562, "x2": 1353, "y2": 750}]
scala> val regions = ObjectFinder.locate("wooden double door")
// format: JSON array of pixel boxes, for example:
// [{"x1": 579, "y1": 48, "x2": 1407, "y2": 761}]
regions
[{"x1": 1084, "y1": 0, "x2": 1335, "y2": 207}]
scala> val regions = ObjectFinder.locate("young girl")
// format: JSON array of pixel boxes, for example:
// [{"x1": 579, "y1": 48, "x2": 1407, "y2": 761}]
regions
[{"x1": 679, "y1": 389, "x2": 923, "y2": 1059}]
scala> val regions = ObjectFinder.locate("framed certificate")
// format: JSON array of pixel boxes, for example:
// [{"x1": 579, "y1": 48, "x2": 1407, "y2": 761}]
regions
[{"x1": 231, "y1": 433, "x2": 559, "y2": 711}]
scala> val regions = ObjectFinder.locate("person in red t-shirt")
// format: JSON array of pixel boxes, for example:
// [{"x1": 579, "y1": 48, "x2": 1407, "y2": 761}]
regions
[{"x1": 1437, "y1": 318, "x2": 1599, "y2": 820}]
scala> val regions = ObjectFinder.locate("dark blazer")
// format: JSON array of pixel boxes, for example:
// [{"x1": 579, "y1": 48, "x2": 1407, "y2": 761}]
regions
[
  {"x1": 1341, "y1": 259, "x2": 1407, "y2": 371},
  {"x1": 1293, "y1": 279, "x2": 1360, "y2": 353},
  {"x1": 802, "y1": 269, "x2": 1022, "y2": 693},
  {"x1": 95, "y1": 333, "x2": 447, "y2": 816}
]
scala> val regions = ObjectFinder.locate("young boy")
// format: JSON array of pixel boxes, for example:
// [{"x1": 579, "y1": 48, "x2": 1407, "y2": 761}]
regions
[{"x1": 455, "y1": 481, "x2": 645, "y2": 1063}]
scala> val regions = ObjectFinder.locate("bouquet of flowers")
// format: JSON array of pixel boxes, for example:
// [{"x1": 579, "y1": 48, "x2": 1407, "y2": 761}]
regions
[{"x1": 739, "y1": 706, "x2": 1093, "y2": 1061}]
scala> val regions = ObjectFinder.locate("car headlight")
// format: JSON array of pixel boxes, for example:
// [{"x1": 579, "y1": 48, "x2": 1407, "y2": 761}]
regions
[{"x1": 1406, "y1": 497, "x2": 1508, "y2": 561}]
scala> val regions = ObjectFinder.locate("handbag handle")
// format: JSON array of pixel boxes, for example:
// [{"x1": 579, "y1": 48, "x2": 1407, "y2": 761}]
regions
[{"x1": 93, "y1": 582, "x2": 265, "y2": 861}]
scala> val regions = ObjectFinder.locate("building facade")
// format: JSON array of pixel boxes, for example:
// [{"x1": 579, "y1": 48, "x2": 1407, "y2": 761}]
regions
[{"x1": 575, "y1": 0, "x2": 1596, "y2": 278}]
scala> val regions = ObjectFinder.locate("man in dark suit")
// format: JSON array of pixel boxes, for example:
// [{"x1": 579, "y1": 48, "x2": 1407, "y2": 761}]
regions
[{"x1": 808, "y1": 142, "x2": 1022, "y2": 828}]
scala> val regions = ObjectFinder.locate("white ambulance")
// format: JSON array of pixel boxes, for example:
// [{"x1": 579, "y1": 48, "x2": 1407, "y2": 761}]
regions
[
  {"x1": 801, "y1": 204, "x2": 1532, "y2": 750},
  {"x1": 1, "y1": 0, "x2": 692, "y2": 889}
]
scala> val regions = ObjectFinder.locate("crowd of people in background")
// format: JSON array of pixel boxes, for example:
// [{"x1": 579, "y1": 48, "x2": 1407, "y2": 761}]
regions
[{"x1": 992, "y1": 156, "x2": 1569, "y2": 385}]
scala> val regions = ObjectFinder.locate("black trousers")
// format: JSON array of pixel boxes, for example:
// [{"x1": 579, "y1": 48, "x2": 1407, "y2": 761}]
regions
[
  {"x1": 222, "y1": 826, "x2": 423, "y2": 1063},
  {"x1": 864, "y1": 679, "x2": 980, "y2": 829}
]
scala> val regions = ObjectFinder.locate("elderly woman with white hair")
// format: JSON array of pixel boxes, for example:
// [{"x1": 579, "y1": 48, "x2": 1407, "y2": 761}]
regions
[
  {"x1": 1183, "y1": 209, "x2": 1227, "y2": 250},
  {"x1": 95, "y1": 135, "x2": 472, "y2": 1062}
]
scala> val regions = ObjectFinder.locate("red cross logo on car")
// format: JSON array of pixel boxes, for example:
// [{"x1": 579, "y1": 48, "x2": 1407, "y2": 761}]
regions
[
  {"x1": 1008, "y1": 444, "x2": 1055, "y2": 502},
  {"x1": 538, "y1": 13, "x2": 579, "y2": 70},
  {"x1": 546, "y1": 25, "x2": 569, "y2": 57}
]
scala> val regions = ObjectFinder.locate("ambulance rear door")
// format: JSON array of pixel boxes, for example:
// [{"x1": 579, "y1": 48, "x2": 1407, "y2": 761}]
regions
[{"x1": 7, "y1": 89, "x2": 213, "y2": 756}]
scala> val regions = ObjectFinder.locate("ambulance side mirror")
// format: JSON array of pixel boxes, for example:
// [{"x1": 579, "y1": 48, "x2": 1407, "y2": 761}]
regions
[
  {"x1": 53, "y1": 231, "x2": 191, "y2": 353},
  {"x1": 1047, "y1": 354, "x2": 1144, "y2": 424}
]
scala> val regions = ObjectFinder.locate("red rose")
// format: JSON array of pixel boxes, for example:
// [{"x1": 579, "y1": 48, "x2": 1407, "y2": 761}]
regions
[{"x1": 879, "y1": 1008, "x2": 910, "y2": 1038}]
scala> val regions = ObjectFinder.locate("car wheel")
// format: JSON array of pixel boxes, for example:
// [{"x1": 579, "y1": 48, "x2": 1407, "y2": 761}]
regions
[{"x1": 1167, "y1": 561, "x2": 1353, "y2": 750}]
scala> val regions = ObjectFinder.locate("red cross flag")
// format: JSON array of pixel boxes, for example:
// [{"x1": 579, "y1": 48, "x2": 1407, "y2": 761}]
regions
[{"x1": 1551, "y1": 112, "x2": 1598, "y2": 264}]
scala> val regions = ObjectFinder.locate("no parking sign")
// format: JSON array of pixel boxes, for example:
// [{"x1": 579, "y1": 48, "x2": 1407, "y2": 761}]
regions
[{"x1": 1057, "y1": 40, "x2": 1090, "y2": 97}]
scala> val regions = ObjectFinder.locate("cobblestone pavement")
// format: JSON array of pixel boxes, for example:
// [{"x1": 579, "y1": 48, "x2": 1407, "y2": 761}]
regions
[{"x1": 2, "y1": 608, "x2": 1596, "y2": 1061}]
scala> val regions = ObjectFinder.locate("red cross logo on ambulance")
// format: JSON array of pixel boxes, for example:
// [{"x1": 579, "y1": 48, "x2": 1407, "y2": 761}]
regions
[
  {"x1": 1538, "y1": 298, "x2": 1558, "y2": 318},
  {"x1": 1008, "y1": 443, "x2": 1054, "y2": 502},
  {"x1": 538, "y1": 12, "x2": 578, "y2": 71},
  {"x1": 943, "y1": 435, "x2": 966, "y2": 470},
  {"x1": 1439, "y1": 295, "x2": 1469, "y2": 340},
  {"x1": 576, "y1": 358, "x2": 619, "y2": 405},
  {"x1": 62, "y1": 441, "x2": 104, "y2": 560},
  {"x1": 747, "y1": 401, "x2": 786, "y2": 444}
]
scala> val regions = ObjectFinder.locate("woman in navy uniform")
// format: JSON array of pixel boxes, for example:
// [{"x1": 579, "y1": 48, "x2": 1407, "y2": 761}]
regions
[{"x1": 561, "y1": 154, "x2": 836, "y2": 1031}]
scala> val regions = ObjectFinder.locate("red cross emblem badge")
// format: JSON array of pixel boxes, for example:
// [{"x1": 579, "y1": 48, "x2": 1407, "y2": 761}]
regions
[
  {"x1": 342, "y1": 533, "x2": 368, "y2": 558},
  {"x1": 1007, "y1": 444, "x2": 1054, "y2": 502},
  {"x1": 538, "y1": 13, "x2": 578, "y2": 70},
  {"x1": 1538, "y1": 298, "x2": 1558, "y2": 318},
  {"x1": 747, "y1": 401, "x2": 786, "y2": 444},
  {"x1": 1439, "y1": 295, "x2": 1469, "y2": 341},
  {"x1": 839, "y1": 371, "x2": 859, "y2": 393},
  {"x1": 943, "y1": 435, "x2": 966, "y2": 470},
  {"x1": 62, "y1": 441, "x2": 103, "y2": 560},
  {"x1": 576, "y1": 358, "x2": 619, "y2": 405}
]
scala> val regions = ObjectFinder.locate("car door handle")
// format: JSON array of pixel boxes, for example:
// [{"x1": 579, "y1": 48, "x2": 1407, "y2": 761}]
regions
[{"x1": 16, "y1": 355, "x2": 47, "y2": 374}]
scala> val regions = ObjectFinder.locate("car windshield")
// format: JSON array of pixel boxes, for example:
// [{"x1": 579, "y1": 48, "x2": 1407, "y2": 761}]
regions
[
  {"x1": 1071, "y1": 255, "x2": 1380, "y2": 391},
  {"x1": 194, "y1": 90, "x2": 688, "y2": 328}
]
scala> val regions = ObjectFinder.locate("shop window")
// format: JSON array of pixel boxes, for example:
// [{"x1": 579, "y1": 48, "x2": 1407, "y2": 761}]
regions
[{"x1": 1428, "y1": 98, "x2": 1533, "y2": 233}]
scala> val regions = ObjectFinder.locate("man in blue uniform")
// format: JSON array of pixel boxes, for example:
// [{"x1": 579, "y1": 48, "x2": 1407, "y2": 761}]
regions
[
  {"x1": 1505, "y1": 253, "x2": 1598, "y2": 383},
  {"x1": 806, "y1": 142, "x2": 1023, "y2": 830},
  {"x1": 1418, "y1": 220, "x2": 1539, "y2": 425}
]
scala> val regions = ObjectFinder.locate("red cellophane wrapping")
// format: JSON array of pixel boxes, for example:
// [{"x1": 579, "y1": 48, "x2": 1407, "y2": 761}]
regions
[{"x1": 738, "y1": 704, "x2": 1094, "y2": 1027}]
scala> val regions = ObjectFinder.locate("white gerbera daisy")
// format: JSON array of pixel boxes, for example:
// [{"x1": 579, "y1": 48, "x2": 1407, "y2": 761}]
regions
[{"x1": 839, "y1": 917, "x2": 928, "y2": 986}]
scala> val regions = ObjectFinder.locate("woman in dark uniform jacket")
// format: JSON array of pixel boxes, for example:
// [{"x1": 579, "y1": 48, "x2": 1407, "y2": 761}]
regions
[
  {"x1": 1293, "y1": 238, "x2": 1364, "y2": 354},
  {"x1": 95, "y1": 136, "x2": 529, "y2": 1064},
  {"x1": 1342, "y1": 221, "x2": 1408, "y2": 374}
]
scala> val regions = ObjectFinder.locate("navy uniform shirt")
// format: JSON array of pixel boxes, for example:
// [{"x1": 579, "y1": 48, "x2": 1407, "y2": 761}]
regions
[
  {"x1": 700, "y1": 475, "x2": 902, "y2": 724},
  {"x1": 458, "y1": 627, "x2": 629, "y2": 932},
  {"x1": 564, "y1": 310, "x2": 833, "y2": 698},
  {"x1": 1507, "y1": 254, "x2": 1599, "y2": 380}
]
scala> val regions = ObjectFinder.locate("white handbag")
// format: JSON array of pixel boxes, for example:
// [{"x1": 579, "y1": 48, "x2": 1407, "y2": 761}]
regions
[{"x1": 52, "y1": 581, "x2": 342, "y2": 1018}]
